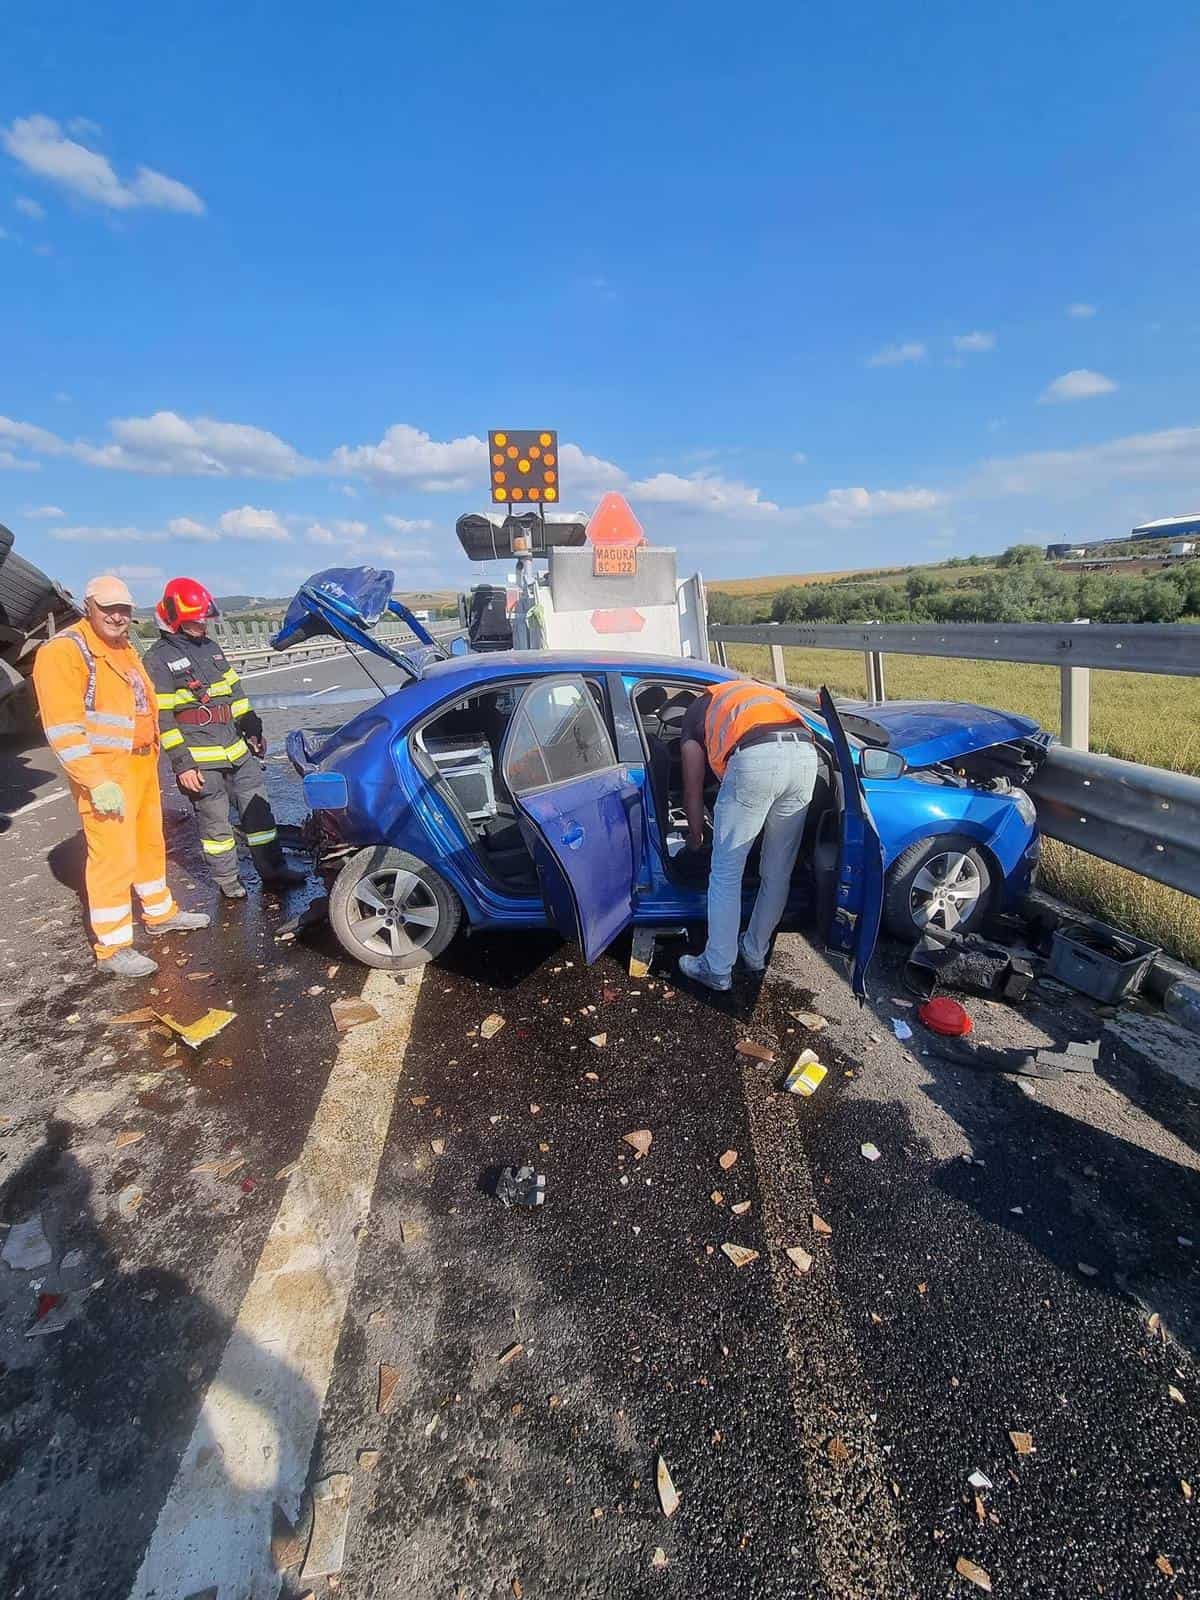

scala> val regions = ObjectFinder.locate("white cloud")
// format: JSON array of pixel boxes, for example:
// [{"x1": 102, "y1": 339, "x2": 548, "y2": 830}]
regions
[
  {"x1": 111, "y1": 563, "x2": 164, "y2": 581},
  {"x1": 806, "y1": 486, "x2": 948, "y2": 522},
  {"x1": 51, "y1": 524, "x2": 165, "y2": 544},
  {"x1": 953, "y1": 330, "x2": 996, "y2": 353},
  {"x1": 167, "y1": 515, "x2": 219, "y2": 541},
  {"x1": 330, "y1": 423, "x2": 487, "y2": 491},
  {"x1": 0, "y1": 450, "x2": 40, "y2": 471},
  {"x1": 1039, "y1": 369, "x2": 1118, "y2": 404},
  {"x1": 556, "y1": 442, "x2": 627, "y2": 499},
  {"x1": 383, "y1": 515, "x2": 435, "y2": 533},
  {"x1": 1, "y1": 115, "x2": 204, "y2": 215},
  {"x1": 0, "y1": 415, "x2": 71, "y2": 458},
  {"x1": 628, "y1": 471, "x2": 779, "y2": 515},
  {"x1": 969, "y1": 424, "x2": 1200, "y2": 499},
  {"x1": 67, "y1": 117, "x2": 102, "y2": 140},
  {"x1": 867, "y1": 341, "x2": 926, "y2": 368},
  {"x1": 305, "y1": 522, "x2": 336, "y2": 544},
  {"x1": 22, "y1": 503, "x2": 64, "y2": 518},
  {"x1": 1066, "y1": 302, "x2": 1097, "y2": 319},
  {"x1": 15, "y1": 195, "x2": 45, "y2": 220},
  {"x1": 85, "y1": 411, "x2": 313, "y2": 477},
  {"x1": 215, "y1": 506, "x2": 291, "y2": 542}
]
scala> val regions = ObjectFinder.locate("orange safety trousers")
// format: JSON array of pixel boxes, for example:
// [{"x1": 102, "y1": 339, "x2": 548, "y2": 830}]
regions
[{"x1": 72, "y1": 751, "x2": 178, "y2": 959}]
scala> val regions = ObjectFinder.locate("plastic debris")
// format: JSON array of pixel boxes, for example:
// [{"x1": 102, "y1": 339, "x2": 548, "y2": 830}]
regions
[
  {"x1": 117, "y1": 1184, "x2": 144, "y2": 1217},
  {"x1": 718, "y1": 1150, "x2": 738, "y2": 1171},
  {"x1": 358, "y1": 1449, "x2": 380, "y2": 1471},
  {"x1": 1168, "y1": 1384, "x2": 1186, "y2": 1405},
  {"x1": 623, "y1": 1130, "x2": 653, "y2": 1159},
  {"x1": 1009, "y1": 1430, "x2": 1035, "y2": 1455},
  {"x1": 784, "y1": 1245, "x2": 813, "y2": 1275},
  {"x1": 720, "y1": 1243, "x2": 759, "y2": 1268},
  {"x1": 812, "y1": 1213, "x2": 833, "y2": 1235},
  {"x1": 651, "y1": 1546, "x2": 669, "y2": 1568},
  {"x1": 110, "y1": 1007, "x2": 158, "y2": 1026},
  {"x1": 861, "y1": 1143, "x2": 882, "y2": 1162},
  {"x1": 656, "y1": 1455, "x2": 680, "y2": 1518},
  {"x1": 430, "y1": 1138, "x2": 446, "y2": 1156},
  {"x1": 377, "y1": 1363, "x2": 400, "y2": 1413},
  {"x1": 329, "y1": 998, "x2": 380, "y2": 1035},
  {"x1": 495, "y1": 1166, "x2": 546, "y2": 1208},
  {"x1": 917, "y1": 997, "x2": 973, "y2": 1037},
  {"x1": 114, "y1": 1129, "x2": 145, "y2": 1150},
  {"x1": 27, "y1": 1293, "x2": 75, "y2": 1338},
  {"x1": 498, "y1": 1341, "x2": 524, "y2": 1366},
  {"x1": 731, "y1": 1200, "x2": 751, "y2": 1216},
  {"x1": 157, "y1": 1008, "x2": 236, "y2": 1049},
  {"x1": 968, "y1": 1470, "x2": 993, "y2": 1490},
  {"x1": 891, "y1": 1018, "x2": 913, "y2": 1041},
  {"x1": 735, "y1": 1038, "x2": 775, "y2": 1063},
  {"x1": 784, "y1": 1053, "x2": 828, "y2": 1097},
  {"x1": 300, "y1": 1472, "x2": 353, "y2": 1580},
  {"x1": 955, "y1": 1556, "x2": 993, "y2": 1592},
  {"x1": 2, "y1": 1213, "x2": 52, "y2": 1271},
  {"x1": 630, "y1": 927, "x2": 655, "y2": 979},
  {"x1": 480, "y1": 1014, "x2": 506, "y2": 1040},
  {"x1": 790, "y1": 1010, "x2": 827, "y2": 1031}
]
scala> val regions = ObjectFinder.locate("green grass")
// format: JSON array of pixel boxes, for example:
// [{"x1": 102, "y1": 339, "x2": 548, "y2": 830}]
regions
[{"x1": 726, "y1": 643, "x2": 1200, "y2": 967}]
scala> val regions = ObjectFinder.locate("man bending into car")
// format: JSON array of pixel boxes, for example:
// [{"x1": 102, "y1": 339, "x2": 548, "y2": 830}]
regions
[{"x1": 678, "y1": 678, "x2": 818, "y2": 992}]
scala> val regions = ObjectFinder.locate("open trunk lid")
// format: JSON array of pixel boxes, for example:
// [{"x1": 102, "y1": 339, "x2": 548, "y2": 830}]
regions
[{"x1": 271, "y1": 566, "x2": 443, "y2": 680}]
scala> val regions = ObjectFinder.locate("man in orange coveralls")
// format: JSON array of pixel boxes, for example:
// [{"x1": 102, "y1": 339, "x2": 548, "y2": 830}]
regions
[{"x1": 32, "y1": 573, "x2": 209, "y2": 977}]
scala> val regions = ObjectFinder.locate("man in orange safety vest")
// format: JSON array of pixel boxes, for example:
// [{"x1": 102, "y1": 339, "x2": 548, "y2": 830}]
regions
[{"x1": 32, "y1": 573, "x2": 209, "y2": 978}]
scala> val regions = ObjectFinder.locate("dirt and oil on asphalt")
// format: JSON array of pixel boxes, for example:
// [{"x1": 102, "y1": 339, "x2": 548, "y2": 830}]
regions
[{"x1": 1, "y1": 685, "x2": 1198, "y2": 1599}]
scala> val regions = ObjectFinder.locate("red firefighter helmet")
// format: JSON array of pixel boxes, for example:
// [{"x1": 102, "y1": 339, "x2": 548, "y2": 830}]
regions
[{"x1": 156, "y1": 577, "x2": 218, "y2": 632}]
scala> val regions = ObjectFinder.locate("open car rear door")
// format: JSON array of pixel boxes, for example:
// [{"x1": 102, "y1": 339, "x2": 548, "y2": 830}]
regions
[
  {"x1": 501, "y1": 676, "x2": 644, "y2": 964},
  {"x1": 819, "y1": 687, "x2": 885, "y2": 1000}
]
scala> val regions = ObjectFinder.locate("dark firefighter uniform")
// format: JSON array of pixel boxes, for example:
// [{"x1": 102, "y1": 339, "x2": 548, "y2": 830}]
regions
[{"x1": 143, "y1": 632, "x2": 291, "y2": 888}]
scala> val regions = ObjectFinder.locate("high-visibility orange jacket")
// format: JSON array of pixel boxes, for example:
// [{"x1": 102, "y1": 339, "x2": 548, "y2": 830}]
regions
[
  {"x1": 703, "y1": 679, "x2": 807, "y2": 778},
  {"x1": 32, "y1": 620, "x2": 158, "y2": 789}
]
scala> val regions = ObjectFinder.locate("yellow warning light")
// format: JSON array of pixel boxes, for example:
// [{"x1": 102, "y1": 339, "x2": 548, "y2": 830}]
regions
[
  {"x1": 488, "y1": 431, "x2": 558, "y2": 504},
  {"x1": 545, "y1": 487, "x2": 557, "y2": 501}
]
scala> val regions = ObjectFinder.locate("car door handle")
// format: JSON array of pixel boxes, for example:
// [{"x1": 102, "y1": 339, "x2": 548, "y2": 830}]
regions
[{"x1": 561, "y1": 822, "x2": 585, "y2": 849}]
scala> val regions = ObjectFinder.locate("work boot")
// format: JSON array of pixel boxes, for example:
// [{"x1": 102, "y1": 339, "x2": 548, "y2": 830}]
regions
[
  {"x1": 218, "y1": 879, "x2": 248, "y2": 900},
  {"x1": 99, "y1": 948, "x2": 159, "y2": 979},
  {"x1": 148, "y1": 910, "x2": 211, "y2": 936},
  {"x1": 678, "y1": 952, "x2": 732, "y2": 993},
  {"x1": 259, "y1": 865, "x2": 307, "y2": 889}
]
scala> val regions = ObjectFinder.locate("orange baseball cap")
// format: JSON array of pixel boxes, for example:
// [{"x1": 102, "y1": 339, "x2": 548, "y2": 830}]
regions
[{"x1": 84, "y1": 575, "x2": 135, "y2": 607}]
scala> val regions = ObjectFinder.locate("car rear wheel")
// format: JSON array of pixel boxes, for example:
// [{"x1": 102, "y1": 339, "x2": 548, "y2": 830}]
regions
[
  {"x1": 329, "y1": 846, "x2": 462, "y2": 970},
  {"x1": 884, "y1": 834, "x2": 992, "y2": 940}
]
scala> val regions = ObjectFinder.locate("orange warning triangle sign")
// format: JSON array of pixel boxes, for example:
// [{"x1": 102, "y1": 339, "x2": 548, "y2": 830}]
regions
[{"x1": 586, "y1": 491, "x2": 645, "y2": 548}]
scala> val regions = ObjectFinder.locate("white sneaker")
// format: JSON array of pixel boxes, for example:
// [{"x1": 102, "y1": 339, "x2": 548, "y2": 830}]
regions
[
  {"x1": 678, "y1": 953, "x2": 732, "y2": 992},
  {"x1": 148, "y1": 910, "x2": 211, "y2": 936},
  {"x1": 738, "y1": 936, "x2": 767, "y2": 974},
  {"x1": 100, "y1": 948, "x2": 158, "y2": 978}
]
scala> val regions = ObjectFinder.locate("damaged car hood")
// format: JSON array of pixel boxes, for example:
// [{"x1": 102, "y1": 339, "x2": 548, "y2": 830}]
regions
[{"x1": 835, "y1": 700, "x2": 1043, "y2": 768}]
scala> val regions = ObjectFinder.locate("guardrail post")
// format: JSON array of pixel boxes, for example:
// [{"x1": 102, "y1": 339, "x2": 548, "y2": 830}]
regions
[
  {"x1": 864, "y1": 649, "x2": 886, "y2": 706},
  {"x1": 1060, "y1": 665, "x2": 1091, "y2": 750},
  {"x1": 769, "y1": 644, "x2": 787, "y2": 686},
  {"x1": 713, "y1": 638, "x2": 728, "y2": 668}
]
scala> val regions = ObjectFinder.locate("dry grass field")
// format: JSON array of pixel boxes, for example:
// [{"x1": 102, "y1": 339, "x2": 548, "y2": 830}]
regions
[{"x1": 726, "y1": 642, "x2": 1200, "y2": 967}]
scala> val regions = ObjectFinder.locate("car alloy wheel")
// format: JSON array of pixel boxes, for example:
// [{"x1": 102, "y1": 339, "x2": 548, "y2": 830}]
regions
[
  {"x1": 349, "y1": 867, "x2": 441, "y2": 959},
  {"x1": 908, "y1": 849, "x2": 984, "y2": 932}
]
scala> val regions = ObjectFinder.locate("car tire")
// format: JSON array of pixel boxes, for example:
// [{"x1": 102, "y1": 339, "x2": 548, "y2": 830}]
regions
[
  {"x1": 884, "y1": 834, "x2": 993, "y2": 940},
  {"x1": 329, "y1": 846, "x2": 462, "y2": 970}
]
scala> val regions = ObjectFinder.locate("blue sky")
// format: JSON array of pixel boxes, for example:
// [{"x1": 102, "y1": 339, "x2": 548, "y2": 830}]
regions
[{"x1": 3, "y1": 0, "x2": 1199, "y2": 603}]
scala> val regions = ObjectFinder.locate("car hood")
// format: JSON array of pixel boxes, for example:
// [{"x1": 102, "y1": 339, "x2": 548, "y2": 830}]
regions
[{"x1": 835, "y1": 700, "x2": 1042, "y2": 768}]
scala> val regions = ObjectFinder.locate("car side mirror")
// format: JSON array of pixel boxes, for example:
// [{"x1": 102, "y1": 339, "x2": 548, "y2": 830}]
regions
[
  {"x1": 860, "y1": 747, "x2": 905, "y2": 779},
  {"x1": 449, "y1": 635, "x2": 470, "y2": 657}
]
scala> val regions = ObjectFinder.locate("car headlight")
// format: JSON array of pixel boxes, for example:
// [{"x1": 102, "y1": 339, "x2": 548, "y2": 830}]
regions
[{"x1": 1011, "y1": 787, "x2": 1036, "y2": 826}]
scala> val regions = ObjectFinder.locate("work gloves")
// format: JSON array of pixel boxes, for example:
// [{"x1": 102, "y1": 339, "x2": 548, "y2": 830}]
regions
[{"x1": 91, "y1": 781, "x2": 125, "y2": 817}]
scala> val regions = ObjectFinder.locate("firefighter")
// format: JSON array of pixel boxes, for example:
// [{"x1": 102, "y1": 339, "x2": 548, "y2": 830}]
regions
[
  {"x1": 32, "y1": 574, "x2": 210, "y2": 977},
  {"x1": 143, "y1": 578, "x2": 306, "y2": 899}
]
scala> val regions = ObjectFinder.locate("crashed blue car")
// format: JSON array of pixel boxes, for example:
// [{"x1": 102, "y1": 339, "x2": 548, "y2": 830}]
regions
[{"x1": 275, "y1": 569, "x2": 1045, "y2": 994}]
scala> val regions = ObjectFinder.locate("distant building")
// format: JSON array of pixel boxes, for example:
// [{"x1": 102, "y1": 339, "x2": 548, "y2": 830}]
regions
[
  {"x1": 1170, "y1": 540, "x2": 1196, "y2": 557},
  {"x1": 1131, "y1": 514, "x2": 1200, "y2": 541}
]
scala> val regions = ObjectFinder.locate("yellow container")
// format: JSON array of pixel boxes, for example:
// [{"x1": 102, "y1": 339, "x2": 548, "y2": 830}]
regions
[{"x1": 784, "y1": 1055, "x2": 828, "y2": 1097}]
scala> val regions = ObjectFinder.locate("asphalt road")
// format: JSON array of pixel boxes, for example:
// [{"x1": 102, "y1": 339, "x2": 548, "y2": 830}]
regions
[{"x1": 1, "y1": 660, "x2": 1198, "y2": 1599}]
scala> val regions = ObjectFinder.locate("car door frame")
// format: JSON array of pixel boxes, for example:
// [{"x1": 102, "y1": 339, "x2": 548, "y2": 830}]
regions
[{"x1": 819, "y1": 686, "x2": 886, "y2": 999}]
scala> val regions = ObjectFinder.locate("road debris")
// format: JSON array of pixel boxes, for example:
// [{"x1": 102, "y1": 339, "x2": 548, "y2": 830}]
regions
[
  {"x1": 1168, "y1": 1384, "x2": 1186, "y2": 1405},
  {"x1": 2, "y1": 1213, "x2": 52, "y2": 1270},
  {"x1": 968, "y1": 1470, "x2": 993, "y2": 1490},
  {"x1": 1009, "y1": 1430, "x2": 1035, "y2": 1455},
  {"x1": 158, "y1": 1008, "x2": 237, "y2": 1049},
  {"x1": 826, "y1": 1436, "x2": 849, "y2": 1465},
  {"x1": 790, "y1": 1009, "x2": 827, "y2": 1031},
  {"x1": 498, "y1": 1341, "x2": 524, "y2": 1366},
  {"x1": 710, "y1": 1191, "x2": 724, "y2": 1206},
  {"x1": 651, "y1": 1546, "x2": 669, "y2": 1569},
  {"x1": 860, "y1": 1142, "x2": 882, "y2": 1162},
  {"x1": 214, "y1": 1155, "x2": 245, "y2": 1180},
  {"x1": 377, "y1": 1363, "x2": 400, "y2": 1413},
  {"x1": 656, "y1": 1456, "x2": 680, "y2": 1518},
  {"x1": 330, "y1": 997, "x2": 380, "y2": 1034},
  {"x1": 955, "y1": 1555, "x2": 993, "y2": 1592},
  {"x1": 495, "y1": 1166, "x2": 546, "y2": 1207},
  {"x1": 300, "y1": 1472, "x2": 353, "y2": 1580},
  {"x1": 735, "y1": 1038, "x2": 775, "y2": 1063},
  {"x1": 812, "y1": 1213, "x2": 833, "y2": 1235},
  {"x1": 114, "y1": 1129, "x2": 145, "y2": 1150},
  {"x1": 110, "y1": 1007, "x2": 158, "y2": 1026},
  {"x1": 480, "y1": 1013, "x2": 506, "y2": 1040},
  {"x1": 1156, "y1": 1555, "x2": 1175, "y2": 1579},
  {"x1": 1182, "y1": 1480, "x2": 1193, "y2": 1501},
  {"x1": 891, "y1": 1017, "x2": 913, "y2": 1041},
  {"x1": 784, "y1": 1245, "x2": 813, "y2": 1275},
  {"x1": 1078, "y1": 1262, "x2": 1099, "y2": 1278},
  {"x1": 731, "y1": 1200, "x2": 751, "y2": 1216},
  {"x1": 630, "y1": 927, "x2": 656, "y2": 978},
  {"x1": 357, "y1": 1449, "x2": 380, "y2": 1471},
  {"x1": 720, "y1": 1243, "x2": 759, "y2": 1268},
  {"x1": 623, "y1": 1129, "x2": 653, "y2": 1159},
  {"x1": 718, "y1": 1149, "x2": 738, "y2": 1171},
  {"x1": 270, "y1": 1503, "x2": 307, "y2": 1572},
  {"x1": 784, "y1": 1050, "x2": 828, "y2": 1097},
  {"x1": 117, "y1": 1183, "x2": 144, "y2": 1217},
  {"x1": 430, "y1": 1138, "x2": 446, "y2": 1156}
]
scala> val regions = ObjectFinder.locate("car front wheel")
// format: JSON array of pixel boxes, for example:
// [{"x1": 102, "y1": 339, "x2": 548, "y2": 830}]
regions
[
  {"x1": 329, "y1": 846, "x2": 462, "y2": 970},
  {"x1": 883, "y1": 834, "x2": 992, "y2": 940}
]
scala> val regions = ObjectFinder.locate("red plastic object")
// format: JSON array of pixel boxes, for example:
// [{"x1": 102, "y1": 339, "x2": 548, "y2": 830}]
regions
[{"x1": 918, "y1": 997, "x2": 973, "y2": 1036}]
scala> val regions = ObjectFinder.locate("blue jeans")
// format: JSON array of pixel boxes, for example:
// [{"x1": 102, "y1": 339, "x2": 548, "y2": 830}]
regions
[{"x1": 701, "y1": 739, "x2": 819, "y2": 979}]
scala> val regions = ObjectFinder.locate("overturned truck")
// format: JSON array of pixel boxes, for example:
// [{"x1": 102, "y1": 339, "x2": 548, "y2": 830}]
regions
[{"x1": 0, "y1": 523, "x2": 81, "y2": 737}]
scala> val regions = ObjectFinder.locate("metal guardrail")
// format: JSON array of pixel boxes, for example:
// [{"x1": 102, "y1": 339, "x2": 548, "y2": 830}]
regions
[
  {"x1": 1028, "y1": 745, "x2": 1200, "y2": 899},
  {"x1": 220, "y1": 624, "x2": 463, "y2": 672},
  {"x1": 708, "y1": 619, "x2": 1200, "y2": 900}
]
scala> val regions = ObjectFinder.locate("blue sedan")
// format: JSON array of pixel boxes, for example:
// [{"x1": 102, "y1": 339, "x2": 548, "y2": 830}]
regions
[{"x1": 276, "y1": 571, "x2": 1044, "y2": 995}]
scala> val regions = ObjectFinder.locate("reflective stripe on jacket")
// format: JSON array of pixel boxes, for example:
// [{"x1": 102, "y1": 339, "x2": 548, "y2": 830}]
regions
[
  {"x1": 32, "y1": 622, "x2": 157, "y2": 790},
  {"x1": 703, "y1": 679, "x2": 807, "y2": 778},
  {"x1": 142, "y1": 631, "x2": 262, "y2": 773}
]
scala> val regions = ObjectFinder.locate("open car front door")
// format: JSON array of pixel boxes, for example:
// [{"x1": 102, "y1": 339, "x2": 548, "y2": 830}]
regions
[
  {"x1": 819, "y1": 687, "x2": 885, "y2": 1000},
  {"x1": 501, "y1": 676, "x2": 644, "y2": 964}
]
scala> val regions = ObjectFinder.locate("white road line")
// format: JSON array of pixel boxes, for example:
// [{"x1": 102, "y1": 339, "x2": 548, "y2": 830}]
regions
[
  {"x1": 308, "y1": 682, "x2": 343, "y2": 696},
  {"x1": 129, "y1": 966, "x2": 424, "y2": 1600},
  {"x1": 1, "y1": 786, "x2": 70, "y2": 822}
]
